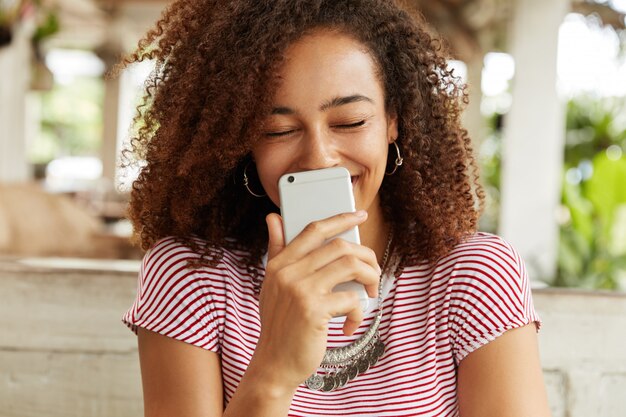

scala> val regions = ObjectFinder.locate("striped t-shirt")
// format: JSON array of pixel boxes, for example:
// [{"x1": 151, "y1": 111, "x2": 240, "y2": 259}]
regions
[{"x1": 123, "y1": 232, "x2": 541, "y2": 416}]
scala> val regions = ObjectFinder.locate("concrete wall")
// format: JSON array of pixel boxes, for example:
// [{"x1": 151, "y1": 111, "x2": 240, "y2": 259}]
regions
[
  {"x1": 1, "y1": 258, "x2": 625, "y2": 416},
  {"x1": 534, "y1": 289, "x2": 626, "y2": 417},
  {"x1": 0, "y1": 258, "x2": 142, "y2": 417}
]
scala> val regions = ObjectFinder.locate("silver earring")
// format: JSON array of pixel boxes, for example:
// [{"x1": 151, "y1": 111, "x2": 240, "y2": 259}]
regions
[
  {"x1": 243, "y1": 162, "x2": 267, "y2": 198},
  {"x1": 385, "y1": 140, "x2": 403, "y2": 176}
]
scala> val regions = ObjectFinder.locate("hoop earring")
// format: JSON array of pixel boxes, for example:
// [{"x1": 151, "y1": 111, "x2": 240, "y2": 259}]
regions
[
  {"x1": 385, "y1": 141, "x2": 403, "y2": 176},
  {"x1": 243, "y1": 162, "x2": 267, "y2": 198}
]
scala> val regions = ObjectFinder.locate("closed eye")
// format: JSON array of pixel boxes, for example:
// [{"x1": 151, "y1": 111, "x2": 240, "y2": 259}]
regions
[
  {"x1": 265, "y1": 120, "x2": 366, "y2": 137},
  {"x1": 265, "y1": 130, "x2": 295, "y2": 137},
  {"x1": 335, "y1": 120, "x2": 366, "y2": 129}
]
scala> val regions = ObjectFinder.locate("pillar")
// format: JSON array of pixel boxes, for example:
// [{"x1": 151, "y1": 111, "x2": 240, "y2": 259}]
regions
[
  {"x1": 0, "y1": 27, "x2": 31, "y2": 183},
  {"x1": 101, "y1": 75, "x2": 121, "y2": 183},
  {"x1": 499, "y1": 0, "x2": 570, "y2": 283}
]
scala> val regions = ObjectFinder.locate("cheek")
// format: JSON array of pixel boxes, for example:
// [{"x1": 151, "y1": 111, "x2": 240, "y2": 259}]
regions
[
  {"x1": 254, "y1": 159, "x2": 276, "y2": 185},
  {"x1": 252, "y1": 146, "x2": 272, "y2": 176},
  {"x1": 357, "y1": 136, "x2": 389, "y2": 171},
  {"x1": 252, "y1": 149, "x2": 284, "y2": 203}
]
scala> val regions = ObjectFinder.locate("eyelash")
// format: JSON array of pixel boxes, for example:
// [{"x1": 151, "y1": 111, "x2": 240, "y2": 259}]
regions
[{"x1": 266, "y1": 120, "x2": 366, "y2": 137}]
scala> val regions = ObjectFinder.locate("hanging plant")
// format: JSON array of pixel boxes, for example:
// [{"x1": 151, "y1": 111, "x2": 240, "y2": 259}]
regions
[
  {"x1": 28, "y1": 1, "x2": 59, "y2": 91},
  {"x1": 0, "y1": 0, "x2": 23, "y2": 48},
  {"x1": 0, "y1": 0, "x2": 59, "y2": 49},
  {"x1": 0, "y1": 24, "x2": 11, "y2": 47},
  {"x1": 31, "y1": 3, "x2": 58, "y2": 45}
]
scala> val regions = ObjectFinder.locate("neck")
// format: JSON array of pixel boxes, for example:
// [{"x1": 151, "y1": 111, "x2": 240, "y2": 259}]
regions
[{"x1": 358, "y1": 198, "x2": 390, "y2": 265}]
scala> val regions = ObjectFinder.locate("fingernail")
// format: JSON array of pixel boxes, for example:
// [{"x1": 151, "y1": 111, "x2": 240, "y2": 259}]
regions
[{"x1": 354, "y1": 210, "x2": 367, "y2": 218}]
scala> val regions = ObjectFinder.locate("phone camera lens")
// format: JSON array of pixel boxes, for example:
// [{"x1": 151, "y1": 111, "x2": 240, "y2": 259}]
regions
[{"x1": 288, "y1": 176, "x2": 295, "y2": 183}]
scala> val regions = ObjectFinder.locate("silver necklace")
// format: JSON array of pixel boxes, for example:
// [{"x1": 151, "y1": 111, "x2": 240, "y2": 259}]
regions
[{"x1": 305, "y1": 233, "x2": 393, "y2": 392}]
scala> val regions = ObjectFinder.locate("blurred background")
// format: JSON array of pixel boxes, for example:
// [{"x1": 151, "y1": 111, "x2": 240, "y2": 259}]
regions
[{"x1": 0, "y1": 0, "x2": 625, "y2": 416}]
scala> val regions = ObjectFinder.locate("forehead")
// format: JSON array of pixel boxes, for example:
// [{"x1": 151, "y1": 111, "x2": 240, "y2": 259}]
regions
[{"x1": 272, "y1": 30, "x2": 384, "y2": 106}]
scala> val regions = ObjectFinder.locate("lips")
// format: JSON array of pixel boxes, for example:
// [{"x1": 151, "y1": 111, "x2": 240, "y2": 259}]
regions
[{"x1": 351, "y1": 175, "x2": 359, "y2": 185}]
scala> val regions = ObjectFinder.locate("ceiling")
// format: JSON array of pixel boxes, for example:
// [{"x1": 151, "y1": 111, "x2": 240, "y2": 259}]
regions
[
  {"x1": 41, "y1": 0, "x2": 165, "y2": 53},
  {"x1": 39, "y1": 0, "x2": 626, "y2": 62}
]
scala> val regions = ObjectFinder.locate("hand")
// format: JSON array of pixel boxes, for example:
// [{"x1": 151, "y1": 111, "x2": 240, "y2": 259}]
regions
[{"x1": 250, "y1": 210, "x2": 381, "y2": 391}]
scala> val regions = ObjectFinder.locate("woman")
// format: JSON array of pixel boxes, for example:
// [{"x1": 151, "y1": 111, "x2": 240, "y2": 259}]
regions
[{"x1": 120, "y1": 1, "x2": 551, "y2": 416}]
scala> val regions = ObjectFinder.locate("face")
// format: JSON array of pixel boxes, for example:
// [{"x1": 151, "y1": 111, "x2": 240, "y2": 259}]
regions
[{"x1": 252, "y1": 30, "x2": 398, "y2": 226}]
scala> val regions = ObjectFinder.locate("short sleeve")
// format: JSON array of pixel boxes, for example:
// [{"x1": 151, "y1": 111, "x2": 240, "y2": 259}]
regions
[
  {"x1": 122, "y1": 237, "x2": 226, "y2": 353},
  {"x1": 446, "y1": 234, "x2": 541, "y2": 364}
]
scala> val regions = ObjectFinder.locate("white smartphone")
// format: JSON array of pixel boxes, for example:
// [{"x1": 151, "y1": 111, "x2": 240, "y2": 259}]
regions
[{"x1": 278, "y1": 167, "x2": 369, "y2": 313}]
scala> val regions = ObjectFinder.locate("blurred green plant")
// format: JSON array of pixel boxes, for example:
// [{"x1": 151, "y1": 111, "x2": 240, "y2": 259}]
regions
[
  {"x1": 0, "y1": 0, "x2": 60, "y2": 47},
  {"x1": 564, "y1": 96, "x2": 626, "y2": 164},
  {"x1": 478, "y1": 96, "x2": 626, "y2": 290},
  {"x1": 556, "y1": 96, "x2": 626, "y2": 290},
  {"x1": 29, "y1": 77, "x2": 104, "y2": 163},
  {"x1": 477, "y1": 112, "x2": 503, "y2": 234},
  {"x1": 31, "y1": 6, "x2": 59, "y2": 44}
]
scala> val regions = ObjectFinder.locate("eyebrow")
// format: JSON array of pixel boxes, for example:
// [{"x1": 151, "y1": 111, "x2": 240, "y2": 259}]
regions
[{"x1": 271, "y1": 94, "x2": 375, "y2": 115}]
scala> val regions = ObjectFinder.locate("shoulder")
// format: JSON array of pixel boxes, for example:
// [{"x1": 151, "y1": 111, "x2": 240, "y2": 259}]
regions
[
  {"x1": 137, "y1": 236, "x2": 261, "y2": 299},
  {"x1": 141, "y1": 236, "x2": 255, "y2": 277},
  {"x1": 141, "y1": 236, "x2": 204, "y2": 272},
  {"x1": 435, "y1": 232, "x2": 526, "y2": 289},
  {"x1": 125, "y1": 236, "x2": 242, "y2": 351},
  {"x1": 440, "y1": 232, "x2": 536, "y2": 331},
  {"x1": 434, "y1": 233, "x2": 541, "y2": 363},
  {"x1": 400, "y1": 232, "x2": 526, "y2": 286},
  {"x1": 445, "y1": 232, "x2": 520, "y2": 267},
  {"x1": 140, "y1": 237, "x2": 218, "y2": 285}
]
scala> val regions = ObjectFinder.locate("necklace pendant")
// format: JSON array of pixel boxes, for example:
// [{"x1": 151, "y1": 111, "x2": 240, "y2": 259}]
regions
[
  {"x1": 334, "y1": 370, "x2": 349, "y2": 389},
  {"x1": 306, "y1": 338, "x2": 387, "y2": 392},
  {"x1": 346, "y1": 364, "x2": 359, "y2": 380},
  {"x1": 357, "y1": 355, "x2": 370, "y2": 373},
  {"x1": 321, "y1": 373, "x2": 337, "y2": 392},
  {"x1": 375, "y1": 339, "x2": 386, "y2": 358},
  {"x1": 305, "y1": 373, "x2": 324, "y2": 391},
  {"x1": 367, "y1": 348, "x2": 380, "y2": 367}
]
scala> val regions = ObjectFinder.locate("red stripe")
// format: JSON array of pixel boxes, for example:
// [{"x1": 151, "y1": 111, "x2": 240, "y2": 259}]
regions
[{"x1": 121, "y1": 232, "x2": 541, "y2": 416}]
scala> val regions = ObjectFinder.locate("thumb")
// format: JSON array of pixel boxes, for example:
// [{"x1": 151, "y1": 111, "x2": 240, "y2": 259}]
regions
[{"x1": 266, "y1": 213, "x2": 285, "y2": 260}]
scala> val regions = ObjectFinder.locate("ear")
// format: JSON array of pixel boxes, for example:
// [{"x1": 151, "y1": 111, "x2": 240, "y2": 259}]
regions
[{"x1": 387, "y1": 112, "x2": 398, "y2": 144}]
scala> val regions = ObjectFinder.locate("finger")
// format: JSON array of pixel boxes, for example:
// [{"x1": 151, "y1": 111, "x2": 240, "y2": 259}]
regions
[
  {"x1": 281, "y1": 210, "x2": 368, "y2": 261},
  {"x1": 309, "y1": 255, "x2": 380, "y2": 298},
  {"x1": 266, "y1": 213, "x2": 285, "y2": 260},
  {"x1": 325, "y1": 291, "x2": 364, "y2": 336},
  {"x1": 303, "y1": 238, "x2": 381, "y2": 277},
  {"x1": 343, "y1": 304, "x2": 364, "y2": 336}
]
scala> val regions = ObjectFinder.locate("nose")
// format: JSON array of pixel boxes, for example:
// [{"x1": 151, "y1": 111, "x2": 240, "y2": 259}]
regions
[{"x1": 295, "y1": 127, "x2": 341, "y2": 171}]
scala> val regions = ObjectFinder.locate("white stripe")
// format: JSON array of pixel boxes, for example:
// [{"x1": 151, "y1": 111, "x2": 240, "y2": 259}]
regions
[{"x1": 122, "y1": 232, "x2": 541, "y2": 416}]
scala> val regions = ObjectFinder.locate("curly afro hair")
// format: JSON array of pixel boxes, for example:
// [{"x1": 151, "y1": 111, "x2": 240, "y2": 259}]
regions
[{"x1": 116, "y1": 0, "x2": 484, "y2": 278}]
